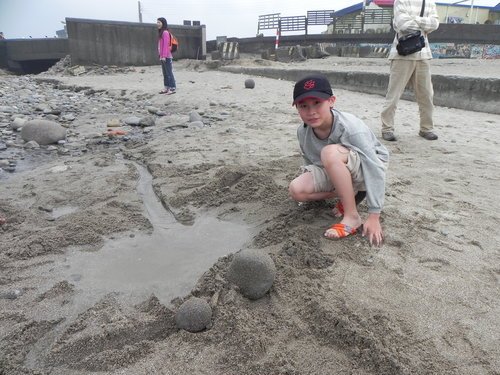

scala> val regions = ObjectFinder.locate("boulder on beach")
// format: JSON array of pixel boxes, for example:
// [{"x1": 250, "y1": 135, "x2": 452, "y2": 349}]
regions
[{"x1": 20, "y1": 119, "x2": 66, "y2": 145}]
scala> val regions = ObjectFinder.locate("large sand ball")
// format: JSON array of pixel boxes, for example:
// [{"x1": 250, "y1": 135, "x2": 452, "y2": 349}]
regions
[
  {"x1": 244, "y1": 78, "x2": 255, "y2": 89},
  {"x1": 228, "y1": 249, "x2": 276, "y2": 300},
  {"x1": 175, "y1": 297, "x2": 212, "y2": 333}
]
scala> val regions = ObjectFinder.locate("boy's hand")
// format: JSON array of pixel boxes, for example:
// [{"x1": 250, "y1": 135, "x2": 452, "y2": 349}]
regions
[{"x1": 362, "y1": 213, "x2": 383, "y2": 247}]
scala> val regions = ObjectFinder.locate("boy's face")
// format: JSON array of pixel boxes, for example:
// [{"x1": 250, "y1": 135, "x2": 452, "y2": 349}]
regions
[{"x1": 296, "y1": 97, "x2": 336, "y2": 129}]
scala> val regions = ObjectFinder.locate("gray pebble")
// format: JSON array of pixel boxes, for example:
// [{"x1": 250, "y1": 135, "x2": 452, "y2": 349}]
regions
[
  {"x1": 189, "y1": 111, "x2": 203, "y2": 123},
  {"x1": 0, "y1": 289, "x2": 23, "y2": 300}
]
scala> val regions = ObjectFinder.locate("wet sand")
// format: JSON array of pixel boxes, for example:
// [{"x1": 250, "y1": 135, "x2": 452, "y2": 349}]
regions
[{"x1": 0, "y1": 55, "x2": 499, "y2": 374}]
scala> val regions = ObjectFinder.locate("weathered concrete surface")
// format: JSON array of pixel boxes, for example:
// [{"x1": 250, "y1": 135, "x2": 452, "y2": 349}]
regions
[
  {"x1": 219, "y1": 65, "x2": 500, "y2": 115},
  {"x1": 66, "y1": 18, "x2": 206, "y2": 66}
]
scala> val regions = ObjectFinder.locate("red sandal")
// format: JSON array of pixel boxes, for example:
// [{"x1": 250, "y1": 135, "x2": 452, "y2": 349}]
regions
[{"x1": 324, "y1": 223, "x2": 360, "y2": 239}]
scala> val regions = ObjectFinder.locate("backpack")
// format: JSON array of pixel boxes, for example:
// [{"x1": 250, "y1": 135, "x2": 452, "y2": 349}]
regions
[{"x1": 169, "y1": 32, "x2": 178, "y2": 53}]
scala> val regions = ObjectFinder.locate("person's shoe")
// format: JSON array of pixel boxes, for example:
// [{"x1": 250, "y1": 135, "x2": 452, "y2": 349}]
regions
[
  {"x1": 382, "y1": 132, "x2": 397, "y2": 141},
  {"x1": 419, "y1": 131, "x2": 438, "y2": 140},
  {"x1": 166, "y1": 88, "x2": 176, "y2": 95}
]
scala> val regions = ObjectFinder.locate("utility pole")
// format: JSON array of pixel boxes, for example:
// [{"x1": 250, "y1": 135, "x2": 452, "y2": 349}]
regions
[
  {"x1": 138, "y1": 1, "x2": 143, "y2": 23},
  {"x1": 469, "y1": 0, "x2": 475, "y2": 23},
  {"x1": 361, "y1": 0, "x2": 367, "y2": 33}
]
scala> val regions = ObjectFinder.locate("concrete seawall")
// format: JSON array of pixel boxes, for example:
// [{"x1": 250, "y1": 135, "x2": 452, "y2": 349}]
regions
[{"x1": 219, "y1": 65, "x2": 499, "y2": 115}]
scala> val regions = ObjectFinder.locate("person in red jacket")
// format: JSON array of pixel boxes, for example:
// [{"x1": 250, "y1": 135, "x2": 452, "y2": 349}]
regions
[{"x1": 157, "y1": 17, "x2": 176, "y2": 95}]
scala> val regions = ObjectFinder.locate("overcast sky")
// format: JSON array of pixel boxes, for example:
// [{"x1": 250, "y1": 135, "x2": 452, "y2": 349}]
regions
[{"x1": 0, "y1": 0, "x2": 498, "y2": 40}]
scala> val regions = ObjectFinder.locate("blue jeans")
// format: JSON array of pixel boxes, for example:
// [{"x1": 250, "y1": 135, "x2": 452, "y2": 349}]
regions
[{"x1": 161, "y1": 58, "x2": 176, "y2": 90}]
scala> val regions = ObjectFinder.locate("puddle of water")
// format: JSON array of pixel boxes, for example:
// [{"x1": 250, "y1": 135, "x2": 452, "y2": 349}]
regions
[
  {"x1": 64, "y1": 216, "x2": 249, "y2": 305},
  {"x1": 62, "y1": 161, "x2": 252, "y2": 306}
]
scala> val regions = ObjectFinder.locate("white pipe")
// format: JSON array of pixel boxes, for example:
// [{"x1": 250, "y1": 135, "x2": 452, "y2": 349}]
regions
[{"x1": 469, "y1": 0, "x2": 474, "y2": 23}]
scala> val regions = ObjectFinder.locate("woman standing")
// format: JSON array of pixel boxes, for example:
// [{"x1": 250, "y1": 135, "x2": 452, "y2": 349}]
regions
[{"x1": 157, "y1": 17, "x2": 176, "y2": 95}]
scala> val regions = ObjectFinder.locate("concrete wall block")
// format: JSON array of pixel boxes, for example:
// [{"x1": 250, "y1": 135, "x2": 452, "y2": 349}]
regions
[
  {"x1": 219, "y1": 66, "x2": 500, "y2": 115},
  {"x1": 211, "y1": 50, "x2": 222, "y2": 60},
  {"x1": 303, "y1": 43, "x2": 331, "y2": 59},
  {"x1": 66, "y1": 18, "x2": 206, "y2": 66},
  {"x1": 340, "y1": 46, "x2": 360, "y2": 57},
  {"x1": 260, "y1": 49, "x2": 275, "y2": 61},
  {"x1": 359, "y1": 45, "x2": 390, "y2": 58},
  {"x1": 218, "y1": 42, "x2": 239, "y2": 60},
  {"x1": 275, "y1": 46, "x2": 306, "y2": 63}
]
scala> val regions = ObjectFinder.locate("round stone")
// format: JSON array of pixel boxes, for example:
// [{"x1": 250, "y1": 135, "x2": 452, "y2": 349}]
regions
[
  {"x1": 20, "y1": 119, "x2": 66, "y2": 145},
  {"x1": 188, "y1": 110, "x2": 203, "y2": 123},
  {"x1": 228, "y1": 249, "x2": 276, "y2": 300},
  {"x1": 175, "y1": 297, "x2": 212, "y2": 333},
  {"x1": 244, "y1": 79, "x2": 255, "y2": 89}
]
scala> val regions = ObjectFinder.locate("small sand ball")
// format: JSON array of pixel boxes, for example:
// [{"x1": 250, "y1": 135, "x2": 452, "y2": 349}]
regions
[
  {"x1": 244, "y1": 78, "x2": 255, "y2": 89},
  {"x1": 228, "y1": 249, "x2": 276, "y2": 300},
  {"x1": 175, "y1": 297, "x2": 212, "y2": 333}
]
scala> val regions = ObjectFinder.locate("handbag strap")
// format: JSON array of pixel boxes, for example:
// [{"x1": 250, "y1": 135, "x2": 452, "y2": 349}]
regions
[{"x1": 420, "y1": 0, "x2": 426, "y2": 17}]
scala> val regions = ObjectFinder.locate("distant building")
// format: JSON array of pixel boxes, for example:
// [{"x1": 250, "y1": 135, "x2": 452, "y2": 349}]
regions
[
  {"x1": 56, "y1": 25, "x2": 67, "y2": 38},
  {"x1": 441, "y1": 2, "x2": 499, "y2": 24},
  {"x1": 327, "y1": 1, "x2": 500, "y2": 34},
  {"x1": 327, "y1": 0, "x2": 394, "y2": 34}
]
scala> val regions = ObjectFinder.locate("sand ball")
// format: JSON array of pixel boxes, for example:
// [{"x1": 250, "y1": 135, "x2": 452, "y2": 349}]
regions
[
  {"x1": 244, "y1": 78, "x2": 255, "y2": 89},
  {"x1": 228, "y1": 249, "x2": 276, "y2": 300},
  {"x1": 175, "y1": 297, "x2": 212, "y2": 333}
]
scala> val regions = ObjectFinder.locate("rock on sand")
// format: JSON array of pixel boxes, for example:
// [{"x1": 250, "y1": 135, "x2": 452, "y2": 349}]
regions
[{"x1": 20, "y1": 119, "x2": 66, "y2": 145}]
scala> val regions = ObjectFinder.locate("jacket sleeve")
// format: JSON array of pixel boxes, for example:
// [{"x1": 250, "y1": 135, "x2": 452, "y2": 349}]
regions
[
  {"x1": 297, "y1": 126, "x2": 313, "y2": 165},
  {"x1": 344, "y1": 132, "x2": 386, "y2": 214},
  {"x1": 393, "y1": 0, "x2": 439, "y2": 35}
]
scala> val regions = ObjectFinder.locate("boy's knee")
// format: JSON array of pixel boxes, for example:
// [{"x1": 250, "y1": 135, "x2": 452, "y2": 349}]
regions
[
  {"x1": 321, "y1": 144, "x2": 346, "y2": 165},
  {"x1": 289, "y1": 178, "x2": 309, "y2": 201},
  {"x1": 288, "y1": 180, "x2": 300, "y2": 200}
]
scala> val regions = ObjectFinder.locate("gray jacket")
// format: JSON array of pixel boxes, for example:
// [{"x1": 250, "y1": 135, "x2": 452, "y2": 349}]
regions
[{"x1": 297, "y1": 109, "x2": 389, "y2": 213}]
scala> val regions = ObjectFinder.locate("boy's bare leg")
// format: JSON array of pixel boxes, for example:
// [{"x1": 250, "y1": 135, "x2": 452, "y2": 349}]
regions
[
  {"x1": 289, "y1": 172, "x2": 336, "y2": 202},
  {"x1": 320, "y1": 145, "x2": 362, "y2": 238},
  {"x1": 332, "y1": 190, "x2": 367, "y2": 217}
]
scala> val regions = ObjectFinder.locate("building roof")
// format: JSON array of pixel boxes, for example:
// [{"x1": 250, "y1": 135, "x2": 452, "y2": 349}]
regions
[
  {"x1": 372, "y1": 0, "x2": 394, "y2": 6},
  {"x1": 333, "y1": 0, "x2": 498, "y2": 18},
  {"x1": 333, "y1": 2, "x2": 363, "y2": 18}
]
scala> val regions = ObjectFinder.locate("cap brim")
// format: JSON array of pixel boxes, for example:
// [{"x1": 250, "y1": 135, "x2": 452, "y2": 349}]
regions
[{"x1": 292, "y1": 92, "x2": 332, "y2": 105}]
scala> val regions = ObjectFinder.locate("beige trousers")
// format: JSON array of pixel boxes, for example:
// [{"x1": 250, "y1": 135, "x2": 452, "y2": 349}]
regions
[{"x1": 381, "y1": 59, "x2": 435, "y2": 134}]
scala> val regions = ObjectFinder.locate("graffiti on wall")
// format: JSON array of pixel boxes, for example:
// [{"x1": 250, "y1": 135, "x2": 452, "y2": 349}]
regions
[
  {"x1": 483, "y1": 45, "x2": 500, "y2": 59},
  {"x1": 430, "y1": 43, "x2": 499, "y2": 59}
]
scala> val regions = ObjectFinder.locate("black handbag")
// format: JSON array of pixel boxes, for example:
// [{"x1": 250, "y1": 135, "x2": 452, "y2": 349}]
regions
[{"x1": 396, "y1": 0, "x2": 426, "y2": 56}]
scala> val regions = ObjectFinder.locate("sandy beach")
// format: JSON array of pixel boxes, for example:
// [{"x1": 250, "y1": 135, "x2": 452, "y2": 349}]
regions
[{"x1": 0, "y1": 55, "x2": 499, "y2": 375}]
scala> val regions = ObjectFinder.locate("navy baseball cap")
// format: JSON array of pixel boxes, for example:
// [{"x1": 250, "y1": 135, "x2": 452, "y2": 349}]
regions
[{"x1": 293, "y1": 74, "x2": 334, "y2": 105}]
